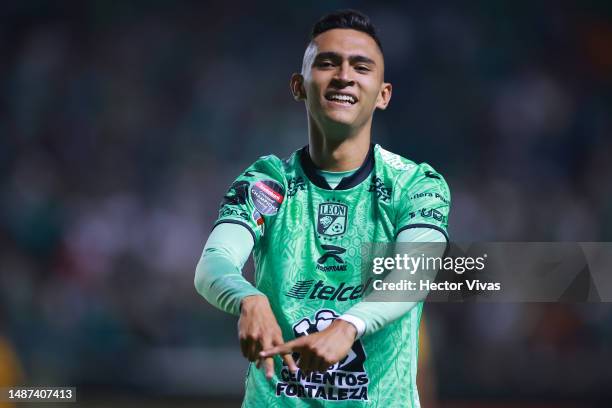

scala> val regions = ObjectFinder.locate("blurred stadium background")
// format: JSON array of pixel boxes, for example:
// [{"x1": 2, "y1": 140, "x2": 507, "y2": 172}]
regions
[{"x1": 1, "y1": 1, "x2": 611, "y2": 407}]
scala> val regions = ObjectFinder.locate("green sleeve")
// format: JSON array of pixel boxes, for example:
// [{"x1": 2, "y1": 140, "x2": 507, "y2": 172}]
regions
[
  {"x1": 393, "y1": 162, "x2": 451, "y2": 240},
  {"x1": 215, "y1": 155, "x2": 286, "y2": 245},
  {"x1": 194, "y1": 223, "x2": 263, "y2": 316},
  {"x1": 342, "y1": 227, "x2": 447, "y2": 337},
  {"x1": 343, "y1": 165, "x2": 452, "y2": 337},
  {"x1": 196, "y1": 156, "x2": 284, "y2": 315}
]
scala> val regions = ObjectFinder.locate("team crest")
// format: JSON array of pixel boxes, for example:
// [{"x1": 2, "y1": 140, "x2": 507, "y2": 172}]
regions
[{"x1": 317, "y1": 202, "x2": 347, "y2": 236}]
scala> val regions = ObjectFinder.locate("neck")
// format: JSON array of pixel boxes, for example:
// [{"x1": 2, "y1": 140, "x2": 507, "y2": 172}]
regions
[{"x1": 307, "y1": 117, "x2": 372, "y2": 171}]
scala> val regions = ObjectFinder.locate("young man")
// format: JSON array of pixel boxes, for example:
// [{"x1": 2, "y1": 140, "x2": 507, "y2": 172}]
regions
[{"x1": 195, "y1": 10, "x2": 450, "y2": 407}]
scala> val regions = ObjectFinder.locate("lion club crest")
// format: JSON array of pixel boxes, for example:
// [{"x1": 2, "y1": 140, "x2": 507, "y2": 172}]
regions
[{"x1": 317, "y1": 202, "x2": 347, "y2": 236}]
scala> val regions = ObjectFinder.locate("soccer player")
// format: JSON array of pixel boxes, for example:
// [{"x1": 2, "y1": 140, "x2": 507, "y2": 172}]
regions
[{"x1": 195, "y1": 9, "x2": 450, "y2": 407}]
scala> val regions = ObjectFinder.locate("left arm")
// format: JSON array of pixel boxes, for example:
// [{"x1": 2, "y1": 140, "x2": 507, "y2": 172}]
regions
[{"x1": 338, "y1": 227, "x2": 447, "y2": 337}]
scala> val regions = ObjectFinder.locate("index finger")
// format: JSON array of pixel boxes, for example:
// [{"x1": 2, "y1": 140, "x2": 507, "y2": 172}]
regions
[
  {"x1": 282, "y1": 353, "x2": 298, "y2": 373},
  {"x1": 260, "y1": 337, "x2": 305, "y2": 358}
]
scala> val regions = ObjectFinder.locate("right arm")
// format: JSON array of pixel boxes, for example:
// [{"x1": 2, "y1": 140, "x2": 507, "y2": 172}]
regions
[
  {"x1": 194, "y1": 222, "x2": 297, "y2": 377},
  {"x1": 194, "y1": 152, "x2": 297, "y2": 376},
  {"x1": 194, "y1": 222, "x2": 260, "y2": 316}
]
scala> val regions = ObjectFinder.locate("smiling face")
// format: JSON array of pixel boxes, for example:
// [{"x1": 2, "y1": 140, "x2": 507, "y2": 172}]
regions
[{"x1": 291, "y1": 28, "x2": 392, "y2": 136}]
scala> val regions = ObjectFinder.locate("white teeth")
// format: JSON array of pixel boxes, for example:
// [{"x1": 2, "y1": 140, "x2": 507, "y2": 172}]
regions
[{"x1": 327, "y1": 94, "x2": 356, "y2": 104}]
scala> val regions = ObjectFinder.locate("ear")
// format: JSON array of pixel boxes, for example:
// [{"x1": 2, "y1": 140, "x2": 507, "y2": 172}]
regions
[
  {"x1": 375, "y1": 82, "x2": 392, "y2": 110},
  {"x1": 290, "y1": 73, "x2": 306, "y2": 101}
]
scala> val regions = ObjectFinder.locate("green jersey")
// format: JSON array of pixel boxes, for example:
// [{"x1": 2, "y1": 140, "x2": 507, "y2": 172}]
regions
[{"x1": 215, "y1": 144, "x2": 450, "y2": 407}]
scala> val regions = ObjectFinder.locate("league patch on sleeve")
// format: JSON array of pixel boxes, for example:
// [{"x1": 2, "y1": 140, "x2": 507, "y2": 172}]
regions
[{"x1": 250, "y1": 180, "x2": 285, "y2": 215}]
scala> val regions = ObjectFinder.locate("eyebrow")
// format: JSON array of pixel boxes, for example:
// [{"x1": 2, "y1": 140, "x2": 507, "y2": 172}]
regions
[{"x1": 314, "y1": 51, "x2": 377, "y2": 66}]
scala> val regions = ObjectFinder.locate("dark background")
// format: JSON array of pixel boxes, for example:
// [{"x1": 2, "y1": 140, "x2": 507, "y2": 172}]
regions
[{"x1": 1, "y1": 1, "x2": 611, "y2": 407}]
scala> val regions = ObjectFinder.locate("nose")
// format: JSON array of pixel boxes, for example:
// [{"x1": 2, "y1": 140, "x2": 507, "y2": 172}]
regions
[{"x1": 333, "y1": 61, "x2": 354, "y2": 87}]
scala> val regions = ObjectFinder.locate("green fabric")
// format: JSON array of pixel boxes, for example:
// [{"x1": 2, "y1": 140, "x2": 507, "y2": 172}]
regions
[
  {"x1": 196, "y1": 213, "x2": 444, "y2": 337},
  {"x1": 211, "y1": 144, "x2": 450, "y2": 407},
  {"x1": 196, "y1": 213, "x2": 445, "y2": 336},
  {"x1": 194, "y1": 222, "x2": 261, "y2": 316},
  {"x1": 343, "y1": 227, "x2": 447, "y2": 336}
]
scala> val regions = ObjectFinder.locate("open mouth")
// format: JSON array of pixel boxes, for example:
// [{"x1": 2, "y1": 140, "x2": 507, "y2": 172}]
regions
[{"x1": 325, "y1": 91, "x2": 358, "y2": 105}]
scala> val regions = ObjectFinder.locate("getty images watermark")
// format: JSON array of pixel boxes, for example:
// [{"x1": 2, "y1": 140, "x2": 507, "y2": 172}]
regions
[
  {"x1": 360, "y1": 243, "x2": 611, "y2": 302},
  {"x1": 371, "y1": 251, "x2": 498, "y2": 292}
]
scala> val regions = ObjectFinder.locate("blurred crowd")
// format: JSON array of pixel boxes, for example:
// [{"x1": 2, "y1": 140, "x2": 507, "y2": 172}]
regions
[{"x1": 1, "y1": 0, "x2": 611, "y2": 403}]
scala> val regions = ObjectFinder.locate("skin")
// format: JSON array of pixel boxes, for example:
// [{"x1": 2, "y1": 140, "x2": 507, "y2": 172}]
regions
[
  {"x1": 240, "y1": 28, "x2": 393, "y2": 378},
  {"x1": 239, "y1": 296, "x2": 298, "y2": 377},
  {"x1": 291, "y1": 28, "x2": 392, "y2": 171}
]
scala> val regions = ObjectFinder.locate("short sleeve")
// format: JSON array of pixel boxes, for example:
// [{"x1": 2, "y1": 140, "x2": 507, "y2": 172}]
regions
[
  {"x1": 214, "y1": 157, "x2": 285, "y2": 245},
  {"x1": 393, "y1": 163, "x2": 451, "y2": 241}
]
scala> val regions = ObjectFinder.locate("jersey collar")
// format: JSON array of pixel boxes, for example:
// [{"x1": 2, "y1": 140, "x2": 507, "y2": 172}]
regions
[{"x1": 299, "y1": 143, "x2": 375, "y2": 190}]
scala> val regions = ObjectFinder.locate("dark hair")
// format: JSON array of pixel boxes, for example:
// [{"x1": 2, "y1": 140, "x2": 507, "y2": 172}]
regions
[{"x1": 311, "y1": 9, "x2": 383, "y2": 53}]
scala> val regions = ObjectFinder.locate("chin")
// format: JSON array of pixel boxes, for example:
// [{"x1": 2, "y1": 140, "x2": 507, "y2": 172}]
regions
[{"x1": 323, "y1": 111, "x2": 358, "y2": 127}]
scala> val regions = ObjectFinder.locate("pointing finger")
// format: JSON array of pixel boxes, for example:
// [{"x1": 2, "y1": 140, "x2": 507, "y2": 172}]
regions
[{"x1": 260, "y1": 338, "x2": 302, "y2": 358}]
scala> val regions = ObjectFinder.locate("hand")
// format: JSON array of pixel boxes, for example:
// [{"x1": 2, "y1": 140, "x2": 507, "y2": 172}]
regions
[
  {"x1": 260, "y1": 319, "x2": 357, "y2": 374},
  {"x1": 238, "y1": 295, "x2": 298, "y2": 379}
]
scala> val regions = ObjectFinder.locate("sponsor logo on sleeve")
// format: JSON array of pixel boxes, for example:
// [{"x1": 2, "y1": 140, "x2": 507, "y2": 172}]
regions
[
  {"x1": 424, "y1": 170, "x2": 441, "y2": 179},
  {"x1": 221, "y1": 180, "x2": 250, "y2": 206},
  {"x1": 219, "y1": 207, "x2": 249, "y2": 221},
  {"x1": 287, "y1": 176, "x2": 306, "y2": 197},
  {"x1": 378, "y1": 147, "x2": 414, "y2": 171},
  {"x1": 368, "y1": 177, "x2": 392, "y2": 203},
  {"x1": 409, "y1": 192, "x2": 450, "y2": 205},
  {"x1": 276, "y1": 309, "x2": 369, "y2": 401},
  {"x1": 407, "y1": 207, "x2": 448, "y2": 223},
  {"x1": 250, "y1": 180, "x2": 284, "y2": 215}
]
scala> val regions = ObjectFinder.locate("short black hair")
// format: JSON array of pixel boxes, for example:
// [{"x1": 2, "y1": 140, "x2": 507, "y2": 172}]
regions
[{"x1": 311, "y1": 9, "x2": 383, "y2": 53}]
